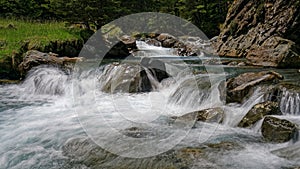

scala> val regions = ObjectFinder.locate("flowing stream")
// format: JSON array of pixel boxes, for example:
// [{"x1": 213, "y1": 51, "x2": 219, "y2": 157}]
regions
[{"x1": 0, "y1": 42, "x2": 300, "y2": 169}]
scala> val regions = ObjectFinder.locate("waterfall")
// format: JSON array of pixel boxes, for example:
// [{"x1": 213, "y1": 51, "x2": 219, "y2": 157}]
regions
[
  {"x1": 280, "y1": 89, "x2": 300, "y2": 115},
  {"x1": 20, "y1": 66, "x2": 69, "y2": 96},
  {"x1": 134, "y1": 41, "x2": 177, "y2": 57}
]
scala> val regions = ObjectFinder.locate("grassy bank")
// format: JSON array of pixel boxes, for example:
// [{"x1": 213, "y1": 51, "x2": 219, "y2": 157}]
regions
[{"x1": 0, "y1": 19, "x2": 85, "y2": 79}]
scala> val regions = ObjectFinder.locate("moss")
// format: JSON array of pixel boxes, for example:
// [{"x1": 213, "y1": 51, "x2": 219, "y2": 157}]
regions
[{"x1": 229, "y1": 20, "x2": 238, "y2": 36}]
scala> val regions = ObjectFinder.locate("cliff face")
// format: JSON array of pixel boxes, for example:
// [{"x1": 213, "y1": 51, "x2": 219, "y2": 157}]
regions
[{"x1": 213, "y1": 0, "x2": 300, "y2": 68}]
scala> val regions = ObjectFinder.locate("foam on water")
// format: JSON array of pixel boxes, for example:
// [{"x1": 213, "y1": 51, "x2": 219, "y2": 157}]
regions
[{"x1": 1, "y1": 46, "x2": 300, "y2": 168}]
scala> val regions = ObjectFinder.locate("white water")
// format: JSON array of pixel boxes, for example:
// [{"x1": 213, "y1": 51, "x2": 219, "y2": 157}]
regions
[
  {"x1": 134, "y1": 41, "x2": 177, "y2": 57},
  {"x1": 1, "y1": 46, "x2": 300, "y2": 168}
]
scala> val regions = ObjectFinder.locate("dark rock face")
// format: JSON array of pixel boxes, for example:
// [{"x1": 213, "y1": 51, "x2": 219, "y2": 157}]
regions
[
  {"x1": 213, "y1": 0, "x2": 300, "y2": 68},
  {"x1": 23, "y1": 39, "x2": 84, "y2": 57},
  {"x1": 226, "y1": 71, "x2": 283, "y2": 103},
  {"x1": 261, "y1": 116, "x2": 298, "y2": 143},
  {"x1": 103, "y1": 35, "x2": 137, "y2": 59},
  {"x1": 174, "y1": 107, "x2": 225, "y2": 124},
  {"x1": 18, "y1": 50, "x2": 82, "y2": 77},
  {"x1": 238, "y1": 101, "x2": 282, "y2": 128},
  {"x1": 99, "y1": 58, "x2": 169, "y2": 93}
]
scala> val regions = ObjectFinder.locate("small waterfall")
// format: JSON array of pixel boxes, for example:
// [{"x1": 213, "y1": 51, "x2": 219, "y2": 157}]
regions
[
  {"x1": 167, "y1": 73, "x2": 223, "y2": 110},
  {"x1": 20, "y1": 66, "x2": 69, "y2": 96},
  {"x1": 98, "y1": 63, "x2": 163, "y2": 93},
  {"x1": 134, "y1": 41, "x2": 177, "y2": 57},
  {"x1": 280, "y1": 89, "x2": 300, "y2": 115}
]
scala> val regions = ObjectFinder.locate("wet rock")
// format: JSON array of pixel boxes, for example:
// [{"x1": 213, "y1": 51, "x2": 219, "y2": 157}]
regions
[
  {"x1": 156, "y1": 33, "x2": 176, "y2": 42},
  {"x1": 205, "y1": 141, "x2": 243, "y2": 151},
  {"x1": 140, "y1": 57, "x2": 169, "y2": 82},
  {"x1": 162, "y1": 38, "x2": 177, "y2": 48},
  {"x1": 213, "y1": 0, "x2": 300, "y2": 68},
  {"x1": 103, "y1": 41, "x2": 131, "y2": 59},
  {"x1": 62, "y1": 138, "x2": 192, "y2": 169},
  {"x1": 120, "y1": 35, "x2": 137, "y2": 51},
  {"x1": 62, "y1": 137, "x2": 243, "y2": 169},
  {"x1": 226, "y1": 71, "x2": 283, "y2": 103},
  {"x1": 261, "y1": 116, "x2": 298, "y2": 143},
  {"x1": 100, "y1": 58, "x2": 169, "y2": 93},
  {"x1": 238, "y1": 101, "x2": 282, "y2": 128},
  {"x1": 263, "y1": 83, "x2": 300, "y2": 115},
  {"x1": 227, "y1": 61, "x2": 238, "y2": 66},
  {"x1": 103, "y1": 35, "x2": 137, "y2": 59},
  {"x1": 145, "y1": 39, "x2": 161, "y2": 47},
  {"x1": 237, "y1": 62, "x2": 246, "y2": 66},
  {"x1": 174, "y1": 107, "x2": 225, "y2": 124},
  {"x1": 18, "y1": 50, "x2": 83, "y2": 77}
]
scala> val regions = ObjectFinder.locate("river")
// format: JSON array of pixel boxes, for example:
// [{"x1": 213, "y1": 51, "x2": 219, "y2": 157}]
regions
[{"x1": 0, "y1": 42, "x2": 300, "y2": 169}]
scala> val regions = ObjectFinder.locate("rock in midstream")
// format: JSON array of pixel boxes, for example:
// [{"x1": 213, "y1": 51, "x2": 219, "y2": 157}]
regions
[
  {"x1": 99, "y1": 58, "x2": 169, "y2": 93},
  {"x1": 261, "y1": 116, "x2": 299, "y2": 143},
  {"x1": 62, "y1": 137, "x2": 243, "y2": 169},
  {"x1": 226, "y1": 71, "x2": 283, "y2": 103},
  {"x1": 238, "y1": 101, "x2": 282, "y2": 128}
]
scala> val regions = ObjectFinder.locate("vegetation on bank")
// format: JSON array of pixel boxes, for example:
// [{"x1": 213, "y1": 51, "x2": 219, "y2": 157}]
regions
[
  {"x1": 0, "y1": 19, "x2": 84, "y2": 79},
  {"x1": 0, "y1": 0, "x2": 234, "y2": 79},
  {"x1": 0, "y1": 19, "x2": 83, "y2": 57},
  {"x1": 0, "y1": 0, "x2": 233, "y2": 38}
]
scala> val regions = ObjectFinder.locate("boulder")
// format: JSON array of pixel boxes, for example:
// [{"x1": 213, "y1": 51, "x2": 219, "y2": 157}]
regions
[
  {"x1": 173, "y1": 107, "x2": 225, "y2": 124},
  {"x1": 120, "y1": 35, "x2": 137, "y2": 51},
  {"x1": 261, "y1": 116, "x2": 298, "y2": 143},
  {"x1": 103, "y1": 41, "x2": 131, "y2": 59},
  {"x1": 62, "y1": 138, "x2": 192, "y2": 169},
  {"x1": 145, "y1": 39, "x2": 161, "y2": 47},
  {"x1": 226, "y1": 71, "x2": 283, "y2": 103},
  {"x1": 156, "y1": 33, "x2": 176, "y2": 42},
  {"x1": 103, "y1": 35, "x2": 138, "y2": 59},
  {"x1": 213, "y1": 0, "x2": 300, "y2": 68},
  {"x1": 156, "y1": 33, "x2": 181, "y2": 49},
  {"x1": 99, "y1": 58, "x2": 169, "y2": 93},
  {"x1": 18, "y1": 50, "x2": 83, "y2": 77},
  {"x1": 62, "y1": 138, "x2": 242, "y2": 169},
  {"x1": 238, "y1": 101, "x2": 282, "y2": 128},
  {"x1": 162, "y1": 38, "x2": 177, "y2": 48}
]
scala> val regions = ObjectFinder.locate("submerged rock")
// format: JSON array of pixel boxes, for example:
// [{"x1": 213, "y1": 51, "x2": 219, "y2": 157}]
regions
[
  {"x1": 62, "y1": 138, "x2": 191, "y2": 169},
  {"x1": 226, "y1": 71, "x2": 283, "y2": 103},
  {"x1": 173, "y1": 107, "x2": 225, "y2": 124},
  {"x1": 213, "y1": 0, "x2": 300, "y2": 68},
  {"x1": 62, "y1": 138, "x2": 243, "y2": 169},
  {"x1": 261, "y1": 116, "x2": 298, "y2": 143},
  {"x1": 238, "y1": 101, "x2": 282, "y2": 128},
  {"x1": 18, "y1": 50, "x2": 83, "y2": 78}
]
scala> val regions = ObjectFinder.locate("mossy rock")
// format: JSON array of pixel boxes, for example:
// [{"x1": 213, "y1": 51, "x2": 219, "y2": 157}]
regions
[
  {"x1": 261, "y1": 116, "x2": 298, "y2": 143},
  {"x1": 238, "y1": 101, "x2": 282, "y2": 128}
]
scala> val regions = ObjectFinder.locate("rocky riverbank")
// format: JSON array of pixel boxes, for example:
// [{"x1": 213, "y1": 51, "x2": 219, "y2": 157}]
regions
[{"x1": 213, "y1": 0, "x2": 300, "y2": 68}]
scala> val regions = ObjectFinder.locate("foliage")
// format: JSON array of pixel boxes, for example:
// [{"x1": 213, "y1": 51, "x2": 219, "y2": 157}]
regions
[
  {"x1": 0, "y1": 0, "x2": 233, "y2": 38},
  {"x1": 0, "y1": 19, "x2": 81, "y2": 58}
]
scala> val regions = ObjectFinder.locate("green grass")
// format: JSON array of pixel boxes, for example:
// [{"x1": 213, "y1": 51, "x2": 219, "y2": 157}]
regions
[{"x1": 0, "y1": 19, "x2": 81, "y2": 59}]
